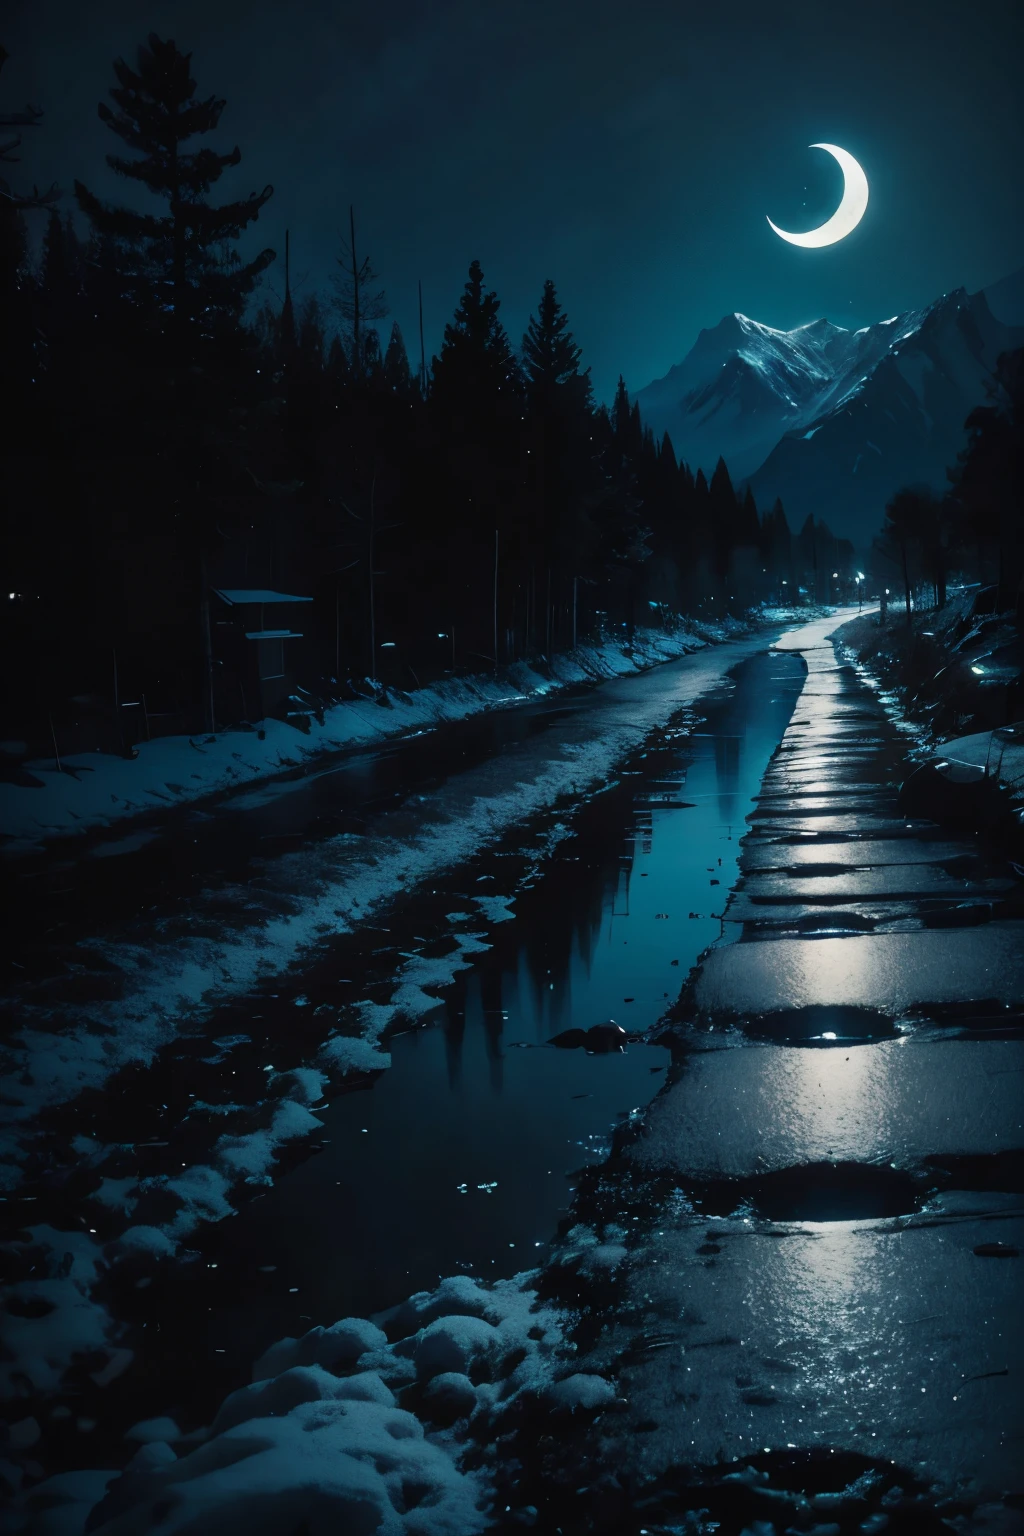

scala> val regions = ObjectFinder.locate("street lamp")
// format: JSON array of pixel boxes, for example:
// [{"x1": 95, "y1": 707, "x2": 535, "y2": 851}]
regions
[{"x1": 855, "y1": 572, "x2": 864, "y2": 611}]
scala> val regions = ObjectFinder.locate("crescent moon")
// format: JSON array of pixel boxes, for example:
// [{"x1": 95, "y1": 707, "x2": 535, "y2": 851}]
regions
[{"x1": 767, "y1": 143, "x2": 869, "y2": 249}]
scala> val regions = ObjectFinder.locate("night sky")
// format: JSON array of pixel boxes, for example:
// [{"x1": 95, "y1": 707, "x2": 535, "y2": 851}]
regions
[{"x1": 5, "y1": 0, "x2": 1022, "y2": 399}]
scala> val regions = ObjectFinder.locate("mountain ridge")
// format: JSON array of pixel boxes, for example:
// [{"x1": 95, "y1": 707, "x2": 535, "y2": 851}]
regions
[{"x1": 633, "y1": 272, "x2": 1024, "y2": 544}]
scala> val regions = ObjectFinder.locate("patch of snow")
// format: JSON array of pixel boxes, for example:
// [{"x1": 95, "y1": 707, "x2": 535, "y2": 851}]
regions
[
  {"x1": 0, "y1": 1229, "x2": 125, "y2": 1400},
  {"x1": 125, "y1": 1417, "x2": 182, "y2": 1444},
  {"x1": 0, "y1": 624, "x2": 735, "y2": 857},
  {"x1": 317, "y1": 1034, "x2": 392, "y2": 1074},
  {"x1": 545, "y1": 1373, "x2": 617, "y2": 1411},
  {"x1": 38, "y1": 1269, "x2": 578, "y2": 1536}
]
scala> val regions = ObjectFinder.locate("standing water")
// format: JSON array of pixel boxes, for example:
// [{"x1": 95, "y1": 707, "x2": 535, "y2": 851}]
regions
[{"x1": 164, "y1": 646, "x2": 805, "y2": 1385}]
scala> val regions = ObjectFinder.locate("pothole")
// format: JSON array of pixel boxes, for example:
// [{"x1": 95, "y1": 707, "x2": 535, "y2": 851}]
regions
[
  {"x1": 924, "y1": 1149, "x2": 1024, "y2": 1194},
  {"x1": 689, "y1": 1161, "x2": 923, "y2": 1222},
  {"x1": 739, "y1": 1005, "x2": 897, "y2": 1044}
]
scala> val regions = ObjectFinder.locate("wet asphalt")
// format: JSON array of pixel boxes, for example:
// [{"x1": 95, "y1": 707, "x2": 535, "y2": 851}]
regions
[
  {"x1": 4, "y1": 613, "x2": 1023, "y2": 1530},
  {"x1": 1, "y1": 629, "x2": 801, "y2": 1479},
  {"x1": 547, "y1": 614, "x2": 1024, "y2": 1526}
]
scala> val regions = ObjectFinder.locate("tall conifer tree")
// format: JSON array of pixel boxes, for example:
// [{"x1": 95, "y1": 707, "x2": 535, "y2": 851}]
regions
[{"x1": 75, "y1": 34, "x2": 274, "y2": 354}]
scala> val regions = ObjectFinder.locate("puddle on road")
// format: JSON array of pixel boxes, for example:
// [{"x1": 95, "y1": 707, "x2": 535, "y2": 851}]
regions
[
  {"x1": 5, "y1": 648, "x2": 804, "y2": 1469},
  {"x1": 739, "y1": 1004, "x2": 899, "y2": 1044},
  {"x1": 689, "y1": 1160, "x2": 925, "y2": 1221},
  {"x1": 132, "y1": 647, "x2": 805, "y2": 1406}
]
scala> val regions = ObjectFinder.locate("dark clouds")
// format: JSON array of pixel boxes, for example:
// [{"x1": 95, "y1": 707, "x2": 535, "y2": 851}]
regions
[{"x1": 5, "y1": 0, "x2": 1022, "y2": 396}]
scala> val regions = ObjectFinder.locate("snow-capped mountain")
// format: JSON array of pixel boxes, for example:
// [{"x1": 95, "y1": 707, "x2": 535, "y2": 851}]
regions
[{"x1": 634, "y1": 275, "x2": 1023, "y2": 543}]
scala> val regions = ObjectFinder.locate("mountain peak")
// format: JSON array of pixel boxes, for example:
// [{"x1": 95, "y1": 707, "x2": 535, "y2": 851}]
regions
[{"x1": 634, "y1": 281, "x2": 1024, "y2": 543}]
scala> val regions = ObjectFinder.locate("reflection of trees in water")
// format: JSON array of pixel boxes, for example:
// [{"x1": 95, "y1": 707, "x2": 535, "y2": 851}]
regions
[
  {"x1": 714, "y1": 731, "x2": 741, "y2": 827},
  {"x1": 441, "y1": 790, "x2": 638, "y2": 1090},
  {"x1": 436, "y1": 651, "x2": 803, "y2": 1093}
]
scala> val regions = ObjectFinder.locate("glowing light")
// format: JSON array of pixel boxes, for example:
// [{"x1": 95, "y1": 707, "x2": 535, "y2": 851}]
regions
[{"x1": 767, "y1": 144, "x2": 869, "y2": 248}]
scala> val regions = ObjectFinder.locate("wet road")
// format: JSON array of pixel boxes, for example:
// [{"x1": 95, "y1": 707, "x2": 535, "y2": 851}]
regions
[
  {"x1": 5, "y1": 611, "x2": 1022, "y2": 1531},
  {"x1": 1, "y1": 627, "x2": 802, "y2": 1474},
  {"x1": 558, "y1": 613, "x2": 1024, "y2": 1525}
]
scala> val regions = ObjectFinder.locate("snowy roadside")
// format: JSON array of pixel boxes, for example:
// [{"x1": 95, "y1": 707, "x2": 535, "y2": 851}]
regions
[
  {"x1": 6, "y1": 1259, "x2": 619, "y2": 1534},
  {"x1": 1, "y1": 620, "x2": 806, "y2": 1201},
  {"x1": 1, "y1": 615, "x2": 824, "y2": 1530},
  {"x1": 0, "y1": 617, "x2": 778, "y2": 857},
  {"x1": 3, "y1": 610, "x2": 830, "y2": 1534}
]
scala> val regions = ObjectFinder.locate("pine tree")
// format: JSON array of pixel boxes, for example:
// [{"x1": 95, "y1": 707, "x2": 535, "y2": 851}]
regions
[
  {"x1": 362, "y1": 326, "x2": 382, "y2": 379},
  {"x1": 74, "y1": 34, "x2": 274, "y2": 357},
  {"x1": 327, "y1": 333, "x2": 352, "y2": 393},
  {"x1": 278, "y1": 230, "x2": 297, "y2": 361},
  {"x1": 709, "y1": 456, "x2": 738, "y2": 583},
  {"x1": 431, "y1": 259, "x2": 522, "y2": 411},
  {"x1": 0, "y1": 45, "x2": 60, "y2": 209},
  {"x1": 740, "y1": 486, "x2": 760, "y2": 546},
  {"x1": 769, "y1": 499, "x2": 791, "y2": 578},
  {"x1": 521, "y1": 279, "x2": 592, "y2": 414},
  {"x1": 74, "y1": 36, "x2": 276, "y2": 734},
  {"x1": 612, "y1": 376, "x2": 631, "y2": 441},
  {"x1": 429, "y1": 260, "x2": 525, "y2": 658},
  {"x1": 383, "y1": 321, "x2": 413, "y2": 393}
]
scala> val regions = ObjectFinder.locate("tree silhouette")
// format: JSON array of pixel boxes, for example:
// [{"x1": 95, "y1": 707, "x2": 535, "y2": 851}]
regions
[
  {"x1": 383, "y1": 321, "x2": 413, "y2": 394},
  {"x1": 0, "y1": 45, "x2": 60, "y2": 208},
  {"x1": 522, "y1": 279, "x2": 592, "y2": 415},
  {"x1": 75, "y1": 34, "x2": 273, "y2": 354},
  {"x1": 882, "y1": 486, "x2": 934, "y2": 624},
  {"x1": 332, "y1": 205, "x2": 388, "y2": 379},
  {"x1": 950, "y1": 347, "x2": 1024, "y2": 611},
  {"x1": 75, "y1": 35, "x2": 276, "y2": 732}
]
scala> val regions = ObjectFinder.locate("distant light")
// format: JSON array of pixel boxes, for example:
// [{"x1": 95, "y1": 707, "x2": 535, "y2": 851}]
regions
[
  {"x1": 885, "y1": 588, "x2": 890, "y2": 595},
  {"x1": 822, "y1": 1031, "x2": 837, "y2": 1040},
  {"x1": 857, "y1": 571, "x2": 865, "y2": 580},
  {"x1": 437, "y1": 633, "x2": 447, "y2": 639},
  {"x1": 381, "y1": 641, "x2": 396, "y2": 648},
  {"x1": 8, "y1": 592, "x2": 16, "y2": 600},
  {"x1": 971, "y1": 665, "x2": 985, "y2": 675},
  {"x1": 832, "y1": 571, "x2": 838, "y2": 578}
]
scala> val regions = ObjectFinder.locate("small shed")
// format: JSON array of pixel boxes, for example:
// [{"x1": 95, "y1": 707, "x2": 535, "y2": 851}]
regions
[{"x1": 213, "y1": 588, "x2": 313, "y2": 718}]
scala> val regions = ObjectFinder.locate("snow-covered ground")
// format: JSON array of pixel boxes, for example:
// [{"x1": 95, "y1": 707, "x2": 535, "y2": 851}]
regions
[
  {"x1": 936, "y1": 723, "x2": 1024, "y2": 796},
  {"x1": 0, "y1": 619, "x2": 772, "y2": 856},
  {"x1": 7, "y1": 1257, "x2": 627, "y2": 1533}
]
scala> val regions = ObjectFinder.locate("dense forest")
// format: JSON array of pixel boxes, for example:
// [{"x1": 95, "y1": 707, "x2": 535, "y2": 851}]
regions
[{"x1": 2, "y1": 36, "x2": 1019, "y2": 751}]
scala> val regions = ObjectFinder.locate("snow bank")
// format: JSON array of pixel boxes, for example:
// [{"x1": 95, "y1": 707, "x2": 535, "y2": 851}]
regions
[
  {"x1": 0, "y1": 1228, "x2": 126, "y2": 1403},
  {"x1": 1, "y1": 617, "x2": 793, "y2": 1213},
  {"x1": 0, "y1": 621, "x2": 752, "y2": 856},
  {"x1": 935, "y1": 724, "x2": 1024, "y2": 797},
  {"x1": 9, "y1": 1270, "x2": 614, "y2": 1536}
]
